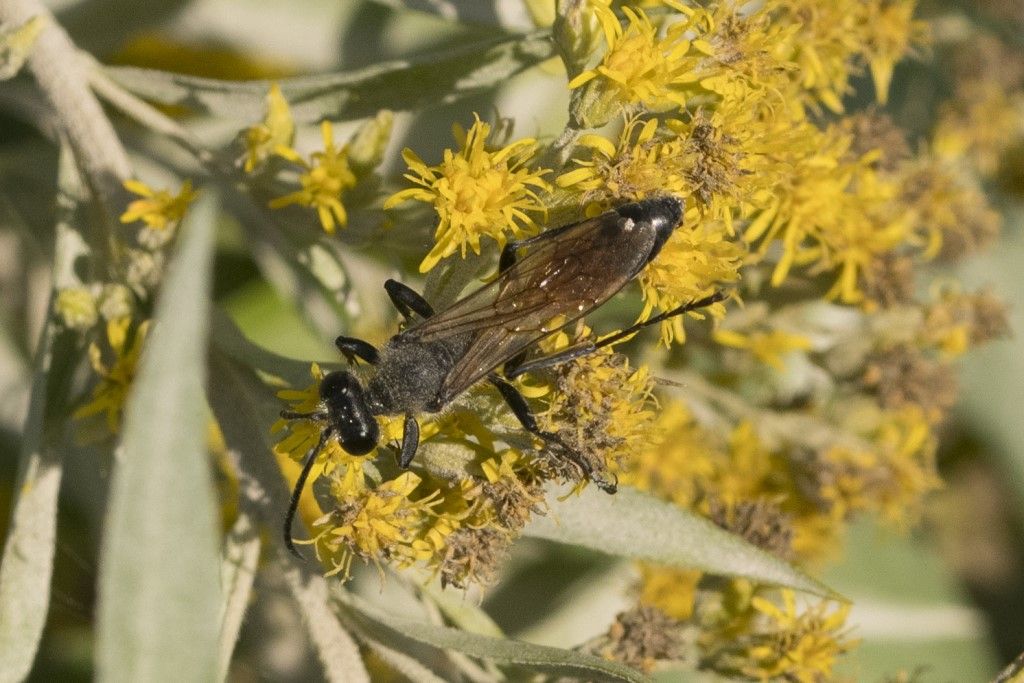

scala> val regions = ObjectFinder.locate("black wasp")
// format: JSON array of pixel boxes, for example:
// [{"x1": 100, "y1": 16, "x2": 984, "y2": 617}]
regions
[{"x1": 281, "y1": 195, "x2": 724, "y2": 555}]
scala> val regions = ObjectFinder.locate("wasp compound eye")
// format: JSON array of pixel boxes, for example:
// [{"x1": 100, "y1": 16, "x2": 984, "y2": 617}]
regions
[{"x1": 320, "y1": 371, "x2": 379, "y2": 455}]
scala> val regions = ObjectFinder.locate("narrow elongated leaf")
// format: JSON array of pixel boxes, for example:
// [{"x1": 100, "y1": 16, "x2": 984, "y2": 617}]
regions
[
  {"x1": 217, "y1": 508, "x2": 261, "y2": 681},
  {"x1": 95, "y1": 194, "x2": 221, "y2": 682},
  {"x1": 421, "y1": 582, "x2": 505, "y2": 639},
  {"x1": 367, "y1": 0, "x2": 538, "y2": 31},
  {"x1": 0, "y1": 319, "x2": 65, "y2": 682},
  {"x1": 524, "y1": 486, "x2": 834, "y2": 597},
  {"x1": 102, "y1": 31, "x2": 553, "y2": 122},
  {"x1": 336, "y1": 591, "x2": 644, "y2": 683},
  {"x1": 0, "y1": 148, "x2": 92, "y2": 681},
  {"x1": 354, "y1": 634, "x2": 450, "y2": 683}
]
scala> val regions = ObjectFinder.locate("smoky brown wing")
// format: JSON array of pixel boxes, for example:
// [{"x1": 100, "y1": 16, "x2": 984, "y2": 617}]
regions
[{"x1": 405, "y1": 210, "x2": 658, "y2": 403}]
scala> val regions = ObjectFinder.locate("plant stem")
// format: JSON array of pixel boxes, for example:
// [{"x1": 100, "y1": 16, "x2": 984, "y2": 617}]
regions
[{"x1": 0, "y1": 0, "x2": 130, "y2": 215}]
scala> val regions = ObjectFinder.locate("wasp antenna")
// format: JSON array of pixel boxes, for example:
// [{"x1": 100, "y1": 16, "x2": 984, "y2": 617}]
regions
[{"x1": 284, "y1": 427, "x2": 333, "y2": 559}]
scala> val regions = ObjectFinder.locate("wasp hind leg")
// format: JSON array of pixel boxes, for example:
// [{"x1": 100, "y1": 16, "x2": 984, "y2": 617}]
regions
[
  {"x1": 489, "y1": 375, "x2": 617, "y2": 494},
  {"x1": 505, "y1": 291, "x2": 727, "y2": 379}
]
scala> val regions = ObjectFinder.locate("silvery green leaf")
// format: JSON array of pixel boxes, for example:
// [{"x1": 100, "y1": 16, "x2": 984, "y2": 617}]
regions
[
  {"x1": 367, "y1": 0, "x2": 538, "y2": 31},
  {"x1": 0, "y1": 319, "x2": 66, "y2": 682},
  {"x1": 0, "y1": 15, "x2": 45, "y2": 80},
  {"x1": 0, "y1": 147, "x2": 92, "y2": 682},
  {"x1": 336, "y1": 591, "x2": 645, "y2": 683},
  {"x1": 524, "y1": 486, "x2": 834, "y2": 598},
  {"x1": 102, "y1": 31, "x2": 553, "y2": 123},
  {"x1": 217, "y1": 508, "x2": 261, "y2": 681},
  {"x1": 95, "y1": 193, "x2": 221, "y2": 682}
]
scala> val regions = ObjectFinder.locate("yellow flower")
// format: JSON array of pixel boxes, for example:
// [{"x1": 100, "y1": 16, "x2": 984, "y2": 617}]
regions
[
  {"x1": 270, "y1": 120, "x2": 357, "y2": 234},
  {"x1": 638, "y1": 566, "x2": 702, "y2": 620},
  {"x1": 819, "y1": 404, "x2": 939, "y2": 527},
  {"x1": 385, "y1": 114, "x2": 551, "y2": 272},
  {"x1": 898, "y1": 156, "x2": 1001, "y2": 261},
  {"x1": 557, "y1": 122, "x2": 743, "y2": 344},
  {"x1": 714, "y1": 328, "x2": 813, "y2": 370},
  {"x1": 742, "y1": 590, "x2": 855, "y2": 683},
  {"x1": 311, "y1": 471, "x2": 438, "y2": 576},
  {"x1": 772, "y1": 0, "x2": 926, "y2": 112},
  {"x1": 556, "y1": 117, "x2": 689, "y2": 205},
  {"x1": 55, "y1": 286, "x2": 98, "y2": 330},
  {"x1": 744, "y1": 121, "x2": 914, "y2": 303},
  {"x1": 921, "y1": 287, "x2": 1010, "y2": 357},
  {"x1": 695, "y1": 4, "x2": 799, "y2": 113},
  {"x1": 934, "y1": 83, "x2": 1024, "y2": 178},
  {"x1": 620, "y1": 401, "x2": 718, "y2": 509},
  {"x1": 638, "y1": 214, "x2": 741, "y2": 344},
  {"x1": 242, "y1": 83, "x2": 294, "y2": 173},
  {"x1": 857, "y1": 0, "x2": 928, "y2": 105},
  {"x1": 121, "y1": 179, "x2": 198, "y2": 249},
  {"x1": 73, "y1": 318, "x2": 149, "y2": 435},
  {"x1": 568, "y1": 4, "x2": 711, "y2": 123},
  {"x1": 532, "y1": 325, "x2": 659, "y2": 489}
]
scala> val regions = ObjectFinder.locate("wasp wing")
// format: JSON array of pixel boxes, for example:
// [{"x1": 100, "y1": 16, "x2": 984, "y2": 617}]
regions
[{"x1": 404, "y1": 209, "x2": 659, "y2": 405}]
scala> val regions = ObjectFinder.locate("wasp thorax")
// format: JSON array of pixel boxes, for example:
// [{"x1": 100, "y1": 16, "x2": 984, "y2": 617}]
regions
[{"x1": 320, "y1": 370, "x2": 379, "y2": 455}]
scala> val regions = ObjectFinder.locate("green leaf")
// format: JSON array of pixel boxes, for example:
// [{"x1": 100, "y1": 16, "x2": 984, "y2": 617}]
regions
[
  {"x1": 94, "y1": 193, "x2": 221, "y2": 682},
  {"x1": 421, "y1": 581, "x2": 505, "y2": 639},
  {"x1": 336, "y1": 591, "x2": 645, "y2": 683},
  {"x1": 0, "y1": 147, "x2": 92, "y2": 682},
  {"x1": 349, "y1": 633, "x2": 448, "y2": 683},
  {"x1": 366, "y1": 0, "x2": 539, "y2": 31},
  {"x1": 57, "y1": 0, "x2": 190, "y2": 56},
  {"x1": 828, "y1": 521, "x2": 997, "y2": 680},
  {"x1": 217, "y1": 509, "x2": 262, "y2": 680},
  {"x1": 102, "y1": 31, "x2": 554, "y2": 123},
  {"x1": 523, "y1": 486, "x2": 834, "y2": 597},
  {"x1": 0, "y1": 318, "x2": 66, "y2": 682}
]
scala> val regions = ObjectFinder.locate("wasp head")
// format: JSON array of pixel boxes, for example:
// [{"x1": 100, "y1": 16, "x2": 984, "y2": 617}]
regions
[{"x1": 319, "y1": 370, "x2": 379, "y2": 455}]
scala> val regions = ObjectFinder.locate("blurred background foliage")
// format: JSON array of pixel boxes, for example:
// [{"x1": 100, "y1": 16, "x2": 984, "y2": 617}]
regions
[{"x1": 1, "y1": 0, "x2": 1023, "y2": 681}]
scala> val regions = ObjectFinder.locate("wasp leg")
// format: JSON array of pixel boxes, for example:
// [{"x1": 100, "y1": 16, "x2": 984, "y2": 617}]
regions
[
  {"x1": 504, "y1": 343, "x2": 595, "y2": 379},
  {"x1": 335, "y1": 336, "x2": 380, "y2": 365},
  {"x1": 284, "y1": 426, "x2": 334, "y2": 558},
  {"x1": 384, "y1": 278, "x2": 435, "y2": 320},
  {"x1": 489, "y1": 374, "x2": 616, "y2": 493},
  {"x1": 506, "y1": 291, "x2": 727, "y2": 379},
  {"x1": 489, "y1": 375, "x2": 563, "y2": 445},
  {"x1": 398, "y1": 414, "x2": 420, "y2": 468},
  {"x1": 586, "y1": 291, "x2": 727, "y2": 350}
]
